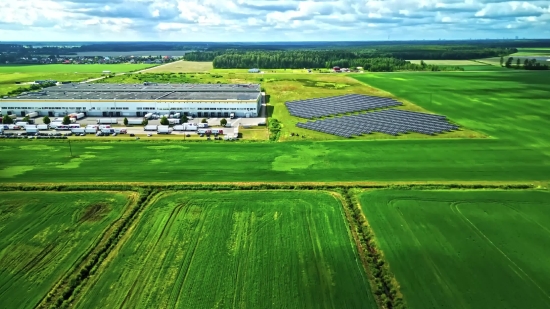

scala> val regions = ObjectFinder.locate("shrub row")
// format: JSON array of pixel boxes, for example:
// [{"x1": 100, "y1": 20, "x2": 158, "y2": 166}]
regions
[
  {"x1": 338, "y1": 188, "x2": 405, "y2": 309},
  {"x1": 0, "y1": 183, "x2": 534, "y2": 193},
  {"x1": 268, "y1": 118, "x2": 281, "y2": 141},
  {"x1": 39, "y1": 189, "x2": 156, "y2": 309}
]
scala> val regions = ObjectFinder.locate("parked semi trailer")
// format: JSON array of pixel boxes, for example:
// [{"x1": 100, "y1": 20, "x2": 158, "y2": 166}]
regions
[
  {"x1": 37, "y1": 124, "x2": 49, "y2": 130},
  {"x1": 26, "y1": 125, "x2": 38, "y2": 134},
  {"x1": 127, "y1": 118, "x2": 144, "y2": 125},
  {"x1": 72, "y1": 128, "x2": 86, "y2": 134},
  {"x1": 97, "y1": 118, "x2": 118, "y2": 124},
  {"x1": 15, "y1": 122, "x2": 29, "y2": 127},
  {"x1": 173, "y1": 125, "x2": 185, "y2": 131},
  {"x1": 157, "y1": 126, "x2": 172, "y2": 134},
  {"x1": 26, "y1": 112, "x2": 39, "y2": 118},
  {"x1": 114, "y1": 128, "x2": 127, "y2": 134},
  {"x1": 85, "y1": 127, "x2": 97, "y2": 133},
  {"x1": 144, "y1": 113, "x2": 153, "y2": 119},
  {"x1": 144, "y1": 125, "x2": 158, "y2": 131}
]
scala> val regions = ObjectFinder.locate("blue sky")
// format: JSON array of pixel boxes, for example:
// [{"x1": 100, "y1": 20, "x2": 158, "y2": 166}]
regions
[{"x1": 0, "y1": 0, "x2": 549, "y2": 41}]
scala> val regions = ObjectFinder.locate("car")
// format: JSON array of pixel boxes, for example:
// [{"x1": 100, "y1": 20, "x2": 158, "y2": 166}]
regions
[
  {"x1": 112, "y1": 133, "x2": 117, "y2": 136},
  {"x1": 147, "y1": 133, "x2": 152, "y2": 137},
  {"x1": 79, "y1": 133, "x2": 85, "y2": 136},
  {"x1": 130, "y1": 133, "x2": 135, "y2": 137}
]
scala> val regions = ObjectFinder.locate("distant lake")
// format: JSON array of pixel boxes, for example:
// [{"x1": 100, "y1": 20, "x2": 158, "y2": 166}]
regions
[{"x1": 59, "y1": 50, "x2": 192, "y2": 57}]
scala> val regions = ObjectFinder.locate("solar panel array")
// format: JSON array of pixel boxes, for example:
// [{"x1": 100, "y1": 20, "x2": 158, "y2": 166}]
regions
[
  {"x1": 296, "y1": 109, "x2": 459, "y2": 138},
  {"x1": 286, "y1": 94, "x2": 402, "y2": 119}
]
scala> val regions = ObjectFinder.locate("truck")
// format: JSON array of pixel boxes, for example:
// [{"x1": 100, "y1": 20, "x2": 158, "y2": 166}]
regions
[
  {"x1": 174, "y1": 113, "x2": 181, "y2": 118},
  {"x1": 71, "y1": 128, "x2": 86, "y2": 134},
  {"x1": 101, "y1": 128, "x2": 114, "y2": 134},
  {"x1": 25, "y1": 125, "x2": 38, "y2": 134},
  {"x1": 114, "y1": 128, "x2": 127, "y2": 134},
  {"x1": 76, "y1": 113, "x2": 85, "y2": 120},
  {"x1": 230, "y1": 113, "x2": 235, "y2": 119},
  {"x1": 97, "y1": 118, "x2": 118, "y2": 124},
  {"x1": 157, "y1": 126, "x2": 172, "y2": 134},
  {"x1": 197, "y1": 129, "x2": 212, "y2": 135},
  {"x1": 173, "y1": 125, "x2": 185, "y2": 131},
  {"x1": 68, "y1": 124, "x2": 80, "y2": 129},
  {"x1": 85, "y1": 127, "x2": 97, "y2": 134},
  {"x1": 168, "y1": 119, "x2": 180, "y2": 125},
  {"x1": 49, "y1": 122, "x2": 63, "y2": 129},
  {"x1": 26, "y1": 111, "x2": 39, "y2": 118},
  {"x1": 184, "y1": 124, "x2": 198, "y2": 131},
  {"x1": 98, "y1": 125, "x2": 111, "y2": 130},
  {"x1": 144, "y1": 113, "x2": 153, "y2": 119},
  {"x1": 37, "y1": 124, "x2": 49, "y2": 130},
  {"x1": 211, "y1": 129, "x2": 224, "y2": 134},
  {"x1": 5, "y1": 125, "x2": 21, "y2": 130},
  {"x1": 15, "y1": 122, "x2": 29, "y2": 127},
  {"x1": 127, "y1": 118, "x2": 144, "y2": 125},
  {"x1": 197, "y1": 123, "x2": 209, "y2": 128},
  {"x1": 144, "y1": 125, "x2": 158, "y2": 131}
]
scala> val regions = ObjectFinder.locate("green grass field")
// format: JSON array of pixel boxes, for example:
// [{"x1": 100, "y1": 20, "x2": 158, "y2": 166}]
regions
[
  {"x1": 360, "y1": 190, "x2": 550, "y2": 309},
  {"x1": 0, "y1": 191, "x2": 132, "y2": 309},
  {"x1": 512, "y1": 48, "x2": 550, "y2": 56},
  {"x1": 73, "y1": 190, "x2": 376, "y2": 309}
]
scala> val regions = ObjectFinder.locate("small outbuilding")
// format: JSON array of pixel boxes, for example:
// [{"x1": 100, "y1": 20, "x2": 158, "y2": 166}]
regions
[{"x1": 248, "y1": 68, "x2": 260, "y2": 73}]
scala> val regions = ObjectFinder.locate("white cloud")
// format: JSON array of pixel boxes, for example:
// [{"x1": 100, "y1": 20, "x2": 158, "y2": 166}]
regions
[{"x1": 0, "y1": 0, "x2": 548, "y2": 41}]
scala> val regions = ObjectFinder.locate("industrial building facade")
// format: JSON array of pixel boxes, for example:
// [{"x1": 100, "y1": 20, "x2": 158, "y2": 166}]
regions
[{"x1": 0, "y1": 83, "x2": 262, "y2": 118}]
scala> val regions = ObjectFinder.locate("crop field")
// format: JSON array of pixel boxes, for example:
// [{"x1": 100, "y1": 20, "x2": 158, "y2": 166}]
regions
[
  {"x1": 0, "y1": 72, "x2": 100, "y2": 96},
  {"x1": 73, "y1": 190, "x2": 375, "y2": 309},
  {"x1": 407, "y1": 60, "x2": 480, "y2": 65},
  {"x1": 0, "y1": 191, "x2": 132, "y2": 309},
  {"x1": 512, "y1": 47, "x2": 550, "y2": 56},
  {"x1": 144, "y1": 60, "x2": 213, "y2": 72},
  {"x1": 359, "y1": 189, "x2": 550, "y2": 309},
  {"x1": 0, "y1": 64, "x2": 156, "y2": 74}
]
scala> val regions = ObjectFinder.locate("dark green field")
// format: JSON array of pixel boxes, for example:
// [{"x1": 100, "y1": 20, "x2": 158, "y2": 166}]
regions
[
  {"x1": 360, "y1": 190, "x2": 550, "y2": 309},
  {"x1": 74, "y1": 191, "x2": 375, "y2": 309},
  {"x1": 0, "y1": 191, "x2": 132, "y2": 309}
]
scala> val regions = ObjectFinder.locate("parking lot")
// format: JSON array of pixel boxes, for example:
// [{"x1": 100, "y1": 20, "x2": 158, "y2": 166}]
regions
[{"x1": 2, "y1": 116, "x2": 266, "y2": 139}]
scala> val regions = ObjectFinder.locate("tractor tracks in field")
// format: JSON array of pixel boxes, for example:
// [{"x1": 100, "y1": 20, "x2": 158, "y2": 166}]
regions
[{"x1": 36, "y1": 190, "x2": 159, "y2": 309}]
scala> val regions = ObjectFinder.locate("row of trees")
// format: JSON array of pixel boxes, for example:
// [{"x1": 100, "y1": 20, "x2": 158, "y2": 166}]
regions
[{"x1": 501, "y1": 56, "x2": 549, "y2": 70}]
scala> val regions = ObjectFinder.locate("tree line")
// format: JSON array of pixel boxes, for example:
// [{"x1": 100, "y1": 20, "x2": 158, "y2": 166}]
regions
[
  {"x1": 501, "y1": 56, "x2": 549, "y2": 70},
  {"x1": 193, "y1": 51, "x2": 463, "y2": 71}
]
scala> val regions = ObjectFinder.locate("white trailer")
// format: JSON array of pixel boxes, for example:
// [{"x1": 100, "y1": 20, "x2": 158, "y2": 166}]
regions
[
  {"x1": 25, "y1": 125, "x2": 38, "y2": 133},
  {"x1": 184, "y1": 124, "x2": 198, "y2": 131},
  {"x1": 144, "y1": 125, "x2": 158, "y2": 131},
  {"x1": 97, "y1": 118, "x2": 118, "y2": 124},
  {"x1": 144, "y1": 113, "x2": 153, "y2": 119},
  {"x1": 174, "y1": 113, "x2": 181, "y2": 118},
  {"x1": 5, "y1": 125, "x2": 21, "y2": 130},
  {"x1": 127, "y1": 118, "x2": 144, "y2": 125},
  {"x1": 76, "y1": 113, "x2": 85, "y2": 120},
  {"x1": 211, "y1": 129, "x2": 224, "y2": 134},
  {"x1": 157, "y1": 126, "x2": 172, "y2": 134},
  {"x1": 173, "y1": 125, "x2": 185, "y2": 131},
  {"x1": 37, "y1": 124, "x2": 49, "y2": 130},
  {"x1": 15, "y1": 122, "x2": 29, "y2": 127},
  {"x1": 168, "y1": 119, "x2": 180, "y2": 125},
  {"x1": 50, "y1": 122, "x2": 63, "y2": 129},
  {"x1": 98, "y1": 125, "x2": 111, "y2": 130},
  {"x1": 114, "y1": 128, "x2": 127, "y2": 134},
  {"x1": 101, "y1": 128, "x2": 114, "y2": 134},
  {"x1": 86, "y1": 125, "x2": 99, "y2": 129},
  {"x1": 26, "y1": 112, "x2": 39, "y2": 118},
  {"x1": 197, "y1": 123, "x2": 209, "y2": 128},
  {"x1": 85, "y1": 127, "x2": 97, "y2": 133},
  {"x1": 71, "y1": 128, "x2": 86, "y2": 134},
  {"x1": 230, "y1": 112, "x2": 235, "y2": 119},
  {"x1": 68, "y1": 124, "x2": 80, "y2": 129}
]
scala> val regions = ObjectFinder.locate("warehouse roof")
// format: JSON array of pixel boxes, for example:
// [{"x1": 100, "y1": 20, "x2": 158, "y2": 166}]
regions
[{"x1": 4, "y1": 83, "x2": 261, "y2": 101}]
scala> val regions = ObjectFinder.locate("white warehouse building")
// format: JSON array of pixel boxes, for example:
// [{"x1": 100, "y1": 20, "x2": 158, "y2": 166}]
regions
[{"x1": 0, "y1": 83, "x2": 262, "y2": 118}]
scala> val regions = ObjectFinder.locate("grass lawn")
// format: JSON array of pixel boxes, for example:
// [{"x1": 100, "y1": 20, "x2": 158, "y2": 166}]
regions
[
  {"x1": 74, "y1": 190, "x2": 376, "y2": 309},
  {"x1": 143, "y1": 60, "x2": 213, "y2": 72},
  {"x1": 512, "y1": 48, "x2": 550, "y2": 56},
  {"x1": 407, "y1": 60, "x2": 480, "y2": 66},
  {"x1": 359, "y1": 189, "x2": 550, "y2": 309},
  {"x1": 0, "y1": 72, "x2": 100, "y2": 96},
  {"x1": 0, "y1": 191, "x2": 132, "y2": 309}
]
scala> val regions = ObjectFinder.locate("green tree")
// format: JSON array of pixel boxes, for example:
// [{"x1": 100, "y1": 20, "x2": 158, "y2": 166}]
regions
[
  {"x1": 499, "y1": 56, "x2": 504, "y2": 66},
  {"x1": 62, "y1": 115, "x2": 71, "y2": 125},
  {"x1": 43, "y1": 116, "x2": 51, "y2": 125},
  {"x1": 181, "y1": 114, "x2": 188, "y2": 124},
  {"x1": 22, "y1": 116, "x2": 30, "y2": 123},
  {"x1": 2, "y1": 115, "x2": 14, "y2": 124},
  {"x1": 123, "y1": 117, "x2": 128, "y2": 126},
  {"x1": 201, "y1": 118, "x2": 208, "y2": 123},
  {"x1": 160, "y1": 116, "x2": 169, "y2": 126},
  {"x1": 142, "y1": 118, "x2": 149, "y2": 126},
  {"x1": 516, "y1": 58, "x2": 521, "y2": 68},
  {"x1": 505, "y1": 57, "x2": 513, "y2": 68},
  {"x1": 220, "y1": 118, "x2": 227, "y2": 126}
]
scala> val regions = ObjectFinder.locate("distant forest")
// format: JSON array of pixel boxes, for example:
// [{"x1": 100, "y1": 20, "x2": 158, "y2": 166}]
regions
[{"x1": 1, "y1": 40, "x2": 549, "y2": 71}]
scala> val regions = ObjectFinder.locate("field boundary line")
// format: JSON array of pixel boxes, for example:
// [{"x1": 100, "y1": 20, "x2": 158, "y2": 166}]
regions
[{"x1": 452, "y1": 202, "x2": 550, "y2": 303}]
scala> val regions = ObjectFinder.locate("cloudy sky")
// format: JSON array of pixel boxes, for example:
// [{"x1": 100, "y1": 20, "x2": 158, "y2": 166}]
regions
[{"x1": 0, "y1": 0, "x2": 549, "y2": 41}]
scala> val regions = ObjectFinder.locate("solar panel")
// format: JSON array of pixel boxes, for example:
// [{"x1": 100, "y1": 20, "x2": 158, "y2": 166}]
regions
[{"x1": 295, "y1": 109, "x2": 458, "y2": 138}]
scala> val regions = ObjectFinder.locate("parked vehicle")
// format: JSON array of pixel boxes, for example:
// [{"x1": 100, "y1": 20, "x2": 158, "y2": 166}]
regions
[
  {"x1": 25, "y1": 126, "x2": 38, "y2": 134},
  {"x1": 49, "y1": 122, "x2": 63, "y2": 129},
  {"x1": 198, "y1": 123, "x2": 209, "y2": 128},
  {"x1": 97, "y1": 118, "x2": 118, "y2": 124},
  {"x1": 15, "y1": 122, "x2": 29, "y2": 127},
  {"x1": 144, "y1": 113, "x2": 153, "y2": 119},
  {"x1": 230, "y1": 113, "x2": 235, "y2": 119},
  {"x1": 98, "y1": 125, "x2": 111, "y2": 130},
  {"x1": 173, "y1": 125, "x2": 185, "y2": 131},
  {"x1": 85, "y1": 127, "x2": 97, "y2": 134},
  {"x1": 71, "y1": 128, "x2": 86, "y2": 134},
  {"x1": 144, "y1": 125, "x2": 158, "y2": 131},
  {"x1": 211, "y1": 129, "x2": 224, "y2": 134},
  {"x1": 127, "y1": 118, "x2": 144, "y2": 125},
  {"x1": 37, "y1": 124, "x2": 49, "y2": 130},
  {"x1": 114, "y1": 128, "x2": 127, "y2": 134},
  {"x1": 157, "y1": 126, "x2": 172, "y2": 134},
  {"x1": 101, "y1": 128, "x2": 114, "y2": 134},
  {"x1": 26, "y1": 112, "x2": 39, "y2": 118}
]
